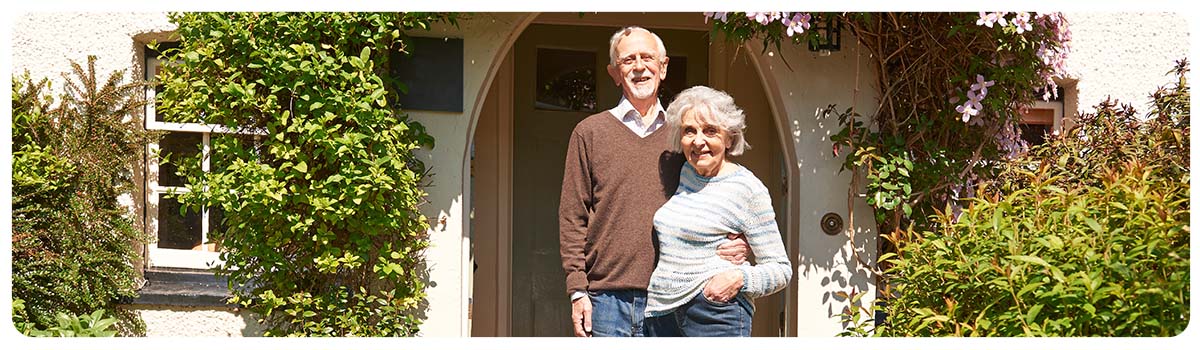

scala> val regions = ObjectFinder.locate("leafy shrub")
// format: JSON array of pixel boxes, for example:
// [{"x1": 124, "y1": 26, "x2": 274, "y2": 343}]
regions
[
  {"x1": 156, "y1": 12, "x2": 456, "y2": 336},
  {"x1": 15, "y1": 299, "x2": 121, "y2": 337},
  {"x1": 878, "y1": 60, "x2": 1190, "y2": 336},
  {"x1": 11, "y1": 57, "x2": 154, "y2": 334}
]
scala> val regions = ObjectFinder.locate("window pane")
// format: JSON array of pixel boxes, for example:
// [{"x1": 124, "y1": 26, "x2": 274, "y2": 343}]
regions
[
  {"x1": 152, "y1": 63, "x2": 167, "y2": 122},
  {"x1": 535, "y1": 48, "x2": 596, "y2": 112},
  {"x1": 1020, "y1": 124, "x2": 1050, "y2": 147},
  {"x1": 157, "y1": 194, "x2": 202, "y2": 250},
  {"x1": 158, "y1": 132, "x2": 202, "y2": 187}
]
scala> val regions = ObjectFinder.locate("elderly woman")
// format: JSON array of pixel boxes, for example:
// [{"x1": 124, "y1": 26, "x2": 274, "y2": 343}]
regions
[{"x1": 644, "y1": 86, "x2": 792, "y2": 337}]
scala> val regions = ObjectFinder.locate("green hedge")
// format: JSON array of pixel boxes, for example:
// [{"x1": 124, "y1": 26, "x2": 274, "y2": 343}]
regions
[
  {"x1": 11, "y1": 57, "x2": 154, "y2": 335},
  {"x1": 878, "y1": 60, "x2": 1190, "y2": 336}
]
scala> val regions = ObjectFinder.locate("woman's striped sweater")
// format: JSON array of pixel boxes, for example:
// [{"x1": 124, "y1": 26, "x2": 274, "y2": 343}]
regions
[{"x1": 645, "y1": 162, "x2": 793, "y2": 317}]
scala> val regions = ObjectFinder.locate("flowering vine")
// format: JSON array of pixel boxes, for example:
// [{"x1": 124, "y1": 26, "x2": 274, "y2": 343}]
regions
[{"x1": 703, "y1": 12, "x2": 1072, "y2": 254}]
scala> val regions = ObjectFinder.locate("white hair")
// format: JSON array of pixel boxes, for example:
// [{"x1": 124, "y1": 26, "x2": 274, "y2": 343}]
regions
[
  {"x1": 608, "y1": 26, "x2": 667, "y2": 67},
  {"x1": 666, "y1": 86, "x2": 751, "y2": 156}
]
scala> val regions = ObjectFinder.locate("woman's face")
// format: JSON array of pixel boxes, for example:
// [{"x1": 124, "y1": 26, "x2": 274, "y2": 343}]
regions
[{"x1": 680, "y1": 109, "x2": 730, "y2": 177}]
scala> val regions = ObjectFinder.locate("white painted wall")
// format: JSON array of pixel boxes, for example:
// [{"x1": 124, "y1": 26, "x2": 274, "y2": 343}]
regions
[
  {"x1": 122, "y1": 305, "x2": 263, "y2": 337},
  {"x1": 12, "y1": 12, "x2": 174, "y2": 90},
  {"x1": 747, "y1": 39, "x2": 882, "y2": 336},
  {"x1": 405, "y1": 12, "x2": 529, "y2": 336},
  {"x1": 1062, "y1": 12, "x2": 1190, "y2": 119}
]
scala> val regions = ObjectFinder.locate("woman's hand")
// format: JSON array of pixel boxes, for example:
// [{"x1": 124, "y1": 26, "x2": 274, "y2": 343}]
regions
[
  {"x1": 703, "y1": 269, "x2": 744, "y2": 303},
  {"x1": 716, "y1": 233, "x2": 750, "y2": 265}
]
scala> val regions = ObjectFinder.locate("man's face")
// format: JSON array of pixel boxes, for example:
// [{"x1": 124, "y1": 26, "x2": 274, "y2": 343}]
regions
[{"x1": 607, "y1": 30, "x2": 668, "y2": 104}]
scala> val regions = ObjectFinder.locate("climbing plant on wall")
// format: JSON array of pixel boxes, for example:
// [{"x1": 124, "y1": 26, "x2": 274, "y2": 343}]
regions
[
  {"x1": 706, "y1": 11, "x2": 1071, "y2": 260},
  {"x1": 156, "y1": 12, "x2": 456, "y2": 336}
]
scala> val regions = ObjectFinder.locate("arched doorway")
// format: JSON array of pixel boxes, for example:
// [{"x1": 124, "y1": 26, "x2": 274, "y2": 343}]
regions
[{"x1": 469, "y1": 13, "x2": 796, "y2": 337}]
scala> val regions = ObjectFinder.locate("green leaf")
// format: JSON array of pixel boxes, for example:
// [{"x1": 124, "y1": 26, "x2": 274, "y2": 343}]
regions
[
  {"x1": 1083, "y1": 217, "x2": 1103, "y2": 233},
  {"x1": 360, "y1": 46, "x2": 371, "y2": 63},
  {"x1": 1017, "y1": 282, "x2": 1044, "y2": 297},
  {"x1": 1046, "y1": 235, "x2": 1064, "y2": 250},
  {"x1": 1025, "y1": 304, "x2": 1044, "y2": 324},
  {"x1": 1007, "y1": 255, "x2": 1051, "y2": 268}
]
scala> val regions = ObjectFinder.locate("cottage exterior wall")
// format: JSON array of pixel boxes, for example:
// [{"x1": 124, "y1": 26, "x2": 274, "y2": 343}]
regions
[
  {"x1": 1061, "y1": 12, "x2": 1189, "y2": 121},
  {"x1": 8, "y1": 10, "x2": 1192, "y2": 338},
  {"x1": 120, "y1": 305, "x2": 263, "y2": 337},
  {"x1": 746, "y1": 39, "x2": 882, "y2": 336}
]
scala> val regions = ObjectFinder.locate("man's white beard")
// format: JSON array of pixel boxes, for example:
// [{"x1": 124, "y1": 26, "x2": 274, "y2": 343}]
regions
[{"x1": 629, "y1": 81, "x2": 657, "y2": 100}]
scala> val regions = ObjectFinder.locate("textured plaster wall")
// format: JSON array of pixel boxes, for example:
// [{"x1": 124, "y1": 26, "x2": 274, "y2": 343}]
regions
[
  {"x1": 123, "y1": 305, "x2": 263, "y2": 337},
  {"x1": 399, "y1": 13, "x2": 531, "y2": 336},
  {"x1": 748, "y1": 39, "x2": 881, "y2": 336},
  {"x1": 1062, "y1": 12, "x2": 1189, "y2": 119},
  {"x1": 12, "y1": 12, "x2": 175, "y2": 90}
]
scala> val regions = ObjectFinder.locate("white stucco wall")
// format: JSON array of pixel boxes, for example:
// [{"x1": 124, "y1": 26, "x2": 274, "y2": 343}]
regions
[
  {"x1": 12, "y1": 12, "x2": 175, "y2": 90},
  {"x1": 122, "y1": 305, "x2": 263, "y2": 337},
  {"x1": 405, "y1": 12, "x2": 530, "y2": 336},
  {"x1": 1062, "y1": 12, "x2": 1189, "y2": 118},
  {"x1": 746, "y1": 40, "x2": 882, "y2": 336}
]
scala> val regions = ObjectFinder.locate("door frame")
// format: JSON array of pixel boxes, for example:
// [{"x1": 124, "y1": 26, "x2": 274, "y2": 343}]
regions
[{"x1": 465, "y1": 12, "x2": 801, "y2": 336}]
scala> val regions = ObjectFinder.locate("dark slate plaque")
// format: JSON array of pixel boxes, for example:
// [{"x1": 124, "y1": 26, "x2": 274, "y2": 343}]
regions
[{"x1": 392, "y1": 36, "x2": 464, "y2": 112}]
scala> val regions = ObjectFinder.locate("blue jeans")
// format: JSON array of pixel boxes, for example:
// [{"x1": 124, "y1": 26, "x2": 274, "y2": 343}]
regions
[
  {"x1": 644, "y1": 292, "x2": 754, "y2": 337},
  {"x1": 587, "y1": 289, "x2": 647, "y2": 337}
]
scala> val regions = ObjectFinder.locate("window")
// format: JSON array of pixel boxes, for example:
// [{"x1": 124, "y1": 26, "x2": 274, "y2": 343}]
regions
[
  {"x1": 535, "y1": 48, "x2": 597, "y2": 111},
  {"x1": 1019, "y1": 87, "x2": 1065, "y2": 147},
  {"x1": 144, "y1": 46, "x2": 259, "y2": 269}
]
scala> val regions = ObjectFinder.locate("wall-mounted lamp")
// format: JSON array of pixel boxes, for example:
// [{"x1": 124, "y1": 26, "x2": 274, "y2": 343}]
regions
[{"x1": 807, "y1": 15, "x2": 842, "y2": 56}]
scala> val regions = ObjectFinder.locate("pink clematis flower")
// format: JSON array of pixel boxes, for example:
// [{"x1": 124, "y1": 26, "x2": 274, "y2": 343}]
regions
[
  {"x1": 750, "y1": 12, "x2": 777, "y2": 25},
  {"x1": 1012, "y1": 12, "x2": 1032, "y2": 34},
  {"x1": 956, "y1": 90, "x2": 984, "y2": 123},
  {"x1": 957, "y1": 102, "x2": 981, "y2": 123},
  {"x1": 782, "y1": 13, "x2": 812, "y2": 37},
  {"x1": 971, "y1": 74, "x2": 995, "y2": 97},
  {"x1": 703, "y1": 12, "x2": 730, "y2": 23},
  {"x1": 976, "y1": 12, "x2": 1009, "y2": 28}
]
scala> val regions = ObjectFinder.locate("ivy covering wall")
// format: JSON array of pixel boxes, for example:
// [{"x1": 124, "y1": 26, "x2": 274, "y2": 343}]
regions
[{"x1": 156, "y1": 12, "x2": 457, "y2": 336}]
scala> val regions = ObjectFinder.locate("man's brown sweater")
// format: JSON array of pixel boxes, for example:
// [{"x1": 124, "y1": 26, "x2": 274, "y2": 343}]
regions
[{"x1": 559, "y1": 111, "x2": 685, "y2": 295}]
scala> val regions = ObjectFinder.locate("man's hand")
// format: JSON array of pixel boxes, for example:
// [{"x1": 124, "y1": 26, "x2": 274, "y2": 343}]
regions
[
  {"x1": 571, "y1": 294, "x2": 593, "y2": 337},
  {"x1": 703, "y1": 269, "x2": 744, "y2": 303},
  {"x1": 716, "y1": 233, "x2": 750, "y2": 265}
]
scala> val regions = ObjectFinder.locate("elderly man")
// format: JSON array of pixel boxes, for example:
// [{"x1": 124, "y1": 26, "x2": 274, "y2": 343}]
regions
[{"x1": 558, "y1": 26, "x2": 749, "y2": 337}]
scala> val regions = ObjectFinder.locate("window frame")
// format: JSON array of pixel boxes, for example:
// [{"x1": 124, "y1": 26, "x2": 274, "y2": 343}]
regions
[
  {"x1": 1018, "y1": 99, "x2": 1065, "y2": 147},
  {"x1": 144, "y1": 54, "x2": 262, "y2": 269}
]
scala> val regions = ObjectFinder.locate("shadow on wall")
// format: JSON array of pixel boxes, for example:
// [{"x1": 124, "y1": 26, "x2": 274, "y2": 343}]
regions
[
  {"x1": 240, "y1": 311, "x2": 264, "y2": 336},
  {"x1": 773, "y1": 39, "x2": 879, "y2": 322},
  {"x1": 412, "y1": 155, "x2": 452, "y2": 332}
]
